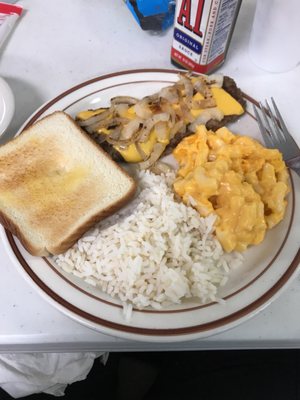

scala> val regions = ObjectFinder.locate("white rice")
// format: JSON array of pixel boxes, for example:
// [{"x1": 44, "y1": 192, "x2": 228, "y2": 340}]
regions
[{"x1": 53, "y1": 170, "x2": 243, "y2": 313}]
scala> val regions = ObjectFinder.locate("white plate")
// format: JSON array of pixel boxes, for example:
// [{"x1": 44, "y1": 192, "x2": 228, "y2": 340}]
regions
[
  {"x1": 1, "y1": 69, "x2": 300, "y2": 342},
  {"x1": 0, "y1": 77, "x2": 15, "y2": 136}
]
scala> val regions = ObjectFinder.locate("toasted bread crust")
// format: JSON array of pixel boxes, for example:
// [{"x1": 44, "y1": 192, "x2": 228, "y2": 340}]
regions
[
  {"x1": 47, "y1": 180, "x2": 136, "y2": 255},
  {"x1": 0, "y1": 111, "x2": 137, "y2": 256},
  {"x1": 0, "y1": 210, "x2": 45, "y2": 256}
]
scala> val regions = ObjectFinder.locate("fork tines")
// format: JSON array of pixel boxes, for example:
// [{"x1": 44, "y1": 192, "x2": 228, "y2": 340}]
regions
[
  {"x1": 253, "y1": 103, "x2": 275, "y2": 149},
  {"x1": 253, "y1": 98, "x2": 300, "y2": 160}
]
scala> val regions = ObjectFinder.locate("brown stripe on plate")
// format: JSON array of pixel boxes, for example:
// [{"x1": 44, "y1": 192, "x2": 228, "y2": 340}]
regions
[
  {"x1": 6, "y1": 172, "x2": 295, "y2": 315},
  {"x1": 15, "y1": 72, "x2": 297, "y2": 314},
  {"x1": 41, "y1": 171, "x2": 295, "y2": 314},
  {"x1": 5, "y1": 229, "x2": 300, "y2": 336},
  {"x1": 62, "y1": 80, "x2": 173, "y2": 113},
  {"x1": 21, "y1": 69, "x2": 185, "y2": 130},
  {"x1": 6, "y1": 68, "x2": 300, "y2": 336}
]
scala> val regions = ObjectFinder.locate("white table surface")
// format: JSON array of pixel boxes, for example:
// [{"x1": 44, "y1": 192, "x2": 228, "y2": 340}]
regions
[{"x1": 0, "y1": 0, "x2": 299, "y2": 353}]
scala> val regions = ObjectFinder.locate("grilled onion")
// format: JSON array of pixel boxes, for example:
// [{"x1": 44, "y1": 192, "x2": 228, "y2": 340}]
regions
[
  {"x1": 114, "y1": 103, "x2": 130, "y2": 117},
  {"x1": 88, "y1": 116, "x2": 129, "y2": 132},
  {"x1": 169, "y1": 120, "x2": 185, "y2": 139},
  {"x1": 149, "y1": 161, "x2": 173, "y2": 175},
  {"x1": 77, "y1": 108, "x2": 112, "y2": 127},
  {"x1": 138, "y1": 143, "x2": 166, "y2": 170},
  {"x1": 120, "y1": 118, "x2": 143, "y2": 140},
  {"x1": 206, "y1": 74, "x2": 224, "y2": 87},
  {"x1": 177, "y1": 74, "x2": 193, "y2": 99},
  {"x1": 189, "y1": 108, "x2": 223, "y2": 132},
  {"x1": 110, "y1": 96, "x2": 138, "y2": 105},
  {"x1": 159, "y1": 86, "x2": 179, "y2": 104},
  {"x1": 135, "y1": 142, "x2": 148, "y2": 161},
  {"x1": 138, "y1": 113, "x2": 170, "y2": 143},
  {"x1": 192, "y1": 97, "x2": 216, "y2": 109},
  {"x1": 155, "y1": 121, "x2": 169, "y2": 142},
  {"x1": 134, "y1": 101, "x2": 153, "y2": 119}
]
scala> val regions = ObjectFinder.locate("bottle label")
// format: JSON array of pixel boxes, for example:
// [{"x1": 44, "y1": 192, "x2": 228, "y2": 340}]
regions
[{"x1": 171, "y1": 0, "x2": 240, "y2": 73}]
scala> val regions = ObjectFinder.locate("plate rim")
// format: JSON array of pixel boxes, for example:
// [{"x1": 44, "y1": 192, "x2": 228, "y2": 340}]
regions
[
  {"x1": 3, "y1": 68, "x2": 300, "y2": 341},
  {"x1": 21, "y1": 69, "x2": 186, "y2": 131}
]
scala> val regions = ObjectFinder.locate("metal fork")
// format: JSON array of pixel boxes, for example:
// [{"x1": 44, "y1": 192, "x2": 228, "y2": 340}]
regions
[{"x1": 253, "y1": 98, "x2": 300, "y2": 177}]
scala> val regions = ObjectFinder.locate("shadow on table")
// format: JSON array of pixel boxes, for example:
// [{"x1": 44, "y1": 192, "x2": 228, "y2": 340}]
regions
[{"x1": 0, "y1": 76, "x2": 44, "y2": 146}]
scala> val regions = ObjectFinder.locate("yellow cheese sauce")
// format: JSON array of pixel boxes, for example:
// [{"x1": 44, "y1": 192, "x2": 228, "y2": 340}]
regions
[{"x1": 173, "y1": 125, "x2": 289, "y2": 252}]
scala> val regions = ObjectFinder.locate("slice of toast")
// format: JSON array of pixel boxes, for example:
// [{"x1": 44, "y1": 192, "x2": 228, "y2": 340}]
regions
[{"x1": 0, "y1": 111, "x2": 136, "y2": 256}]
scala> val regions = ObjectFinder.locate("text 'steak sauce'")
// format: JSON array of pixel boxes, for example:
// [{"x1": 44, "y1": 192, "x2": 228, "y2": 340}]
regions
[{"x1": 171, "y1": 0, "x2": 242, "y2": 73}]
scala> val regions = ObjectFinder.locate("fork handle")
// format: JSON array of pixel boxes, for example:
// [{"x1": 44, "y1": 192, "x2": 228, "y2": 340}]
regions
[{"x1": 286, "y1": 155, "x2": 300, "y2": 177}]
